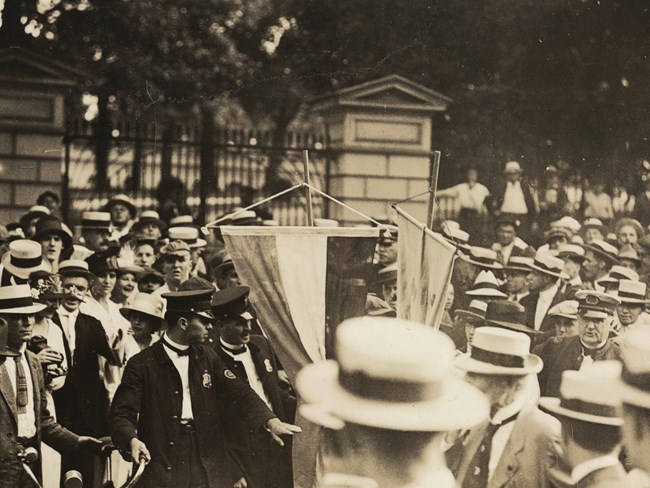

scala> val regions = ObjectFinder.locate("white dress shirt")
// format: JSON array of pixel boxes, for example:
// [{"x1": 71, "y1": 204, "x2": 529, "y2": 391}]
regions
[
  {"x1": 501, "y1": 181, "x2": 528, "y2": 214},
  {"x1": 534, "y1": 283, "x2": 559, "y2": 330},
  {"x1": 4, "y1": 344, "x2": 37, "y2": 438},
  {"x1": 221, "y1": 339, "x2": 273, "y2": 410},
  {"x1": 162, "y1": 335, "x2": 193, "y2": 420},
  {"x1": 56, "y1": 306, "x2": 79, "y2": 364},
  {"x1": 439, "y1": 182, "x2": 490, "y2": 212},
  {"x1": 488, "y1": 393, "x2": 526, "y2": 480}
]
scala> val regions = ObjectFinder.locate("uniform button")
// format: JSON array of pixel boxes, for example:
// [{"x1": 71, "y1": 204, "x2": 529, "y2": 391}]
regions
[
  {"x1": 7, "y1": 433, "x2": 12, "y2": 438},
  {"x1": 169, "y1": 441, "x2": 175, "y2": 446},
  {"x1": 174, "y1": 391, "x2": 180, "y2": 395},
  {"x1": 172, "y1": 415, "x2": 179, "y2": 420},
  {"x1": 166, "y1": 466, "x2": 172, "y2": 471}
]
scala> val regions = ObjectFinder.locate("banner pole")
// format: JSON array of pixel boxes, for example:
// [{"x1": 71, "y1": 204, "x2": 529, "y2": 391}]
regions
[
  {"x1": 303, "y1": 150, "x2": 314, "y2": 226},
  {"x1": 426, "y1": 150, "x2": 442, "y2": 229}
]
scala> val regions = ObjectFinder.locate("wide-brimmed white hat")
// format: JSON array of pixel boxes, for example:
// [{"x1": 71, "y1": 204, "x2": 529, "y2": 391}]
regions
[
  {"x1": 615, "y1": 279, "x2": 649, "y2": 305},
  {"x1": 528, "y1": 251, "x2": 569, "y2": 280},
  {"x1": 297, "y1": 317, "x2": 489, "y2": 431},
  {"x1": 455, "y1": 326, "x2": 543, "y2": 375},
  {"x1": 540, "y1": 361, "x2": 623, "y2": 426},
  {"x1": 504, "y1": 161, "x2": 523, "y2": 173},
  {"x1": 459, "y1": 246, "x2": 503, "y2": 270},
  {"x1": 0, "y1": 284, "x2": 47, "y2": 314},
  {"x1": 610, "y1": 328, "x2": 650, "y2": 409},
  {"x1": 465, "y1": 270, "x2": 507, "y2": 298},
  {"x1": 167, "y1": 227, "x2": 207, "y2": 248},
  {"x1": 120, "y1": 293, "x2": 165, "y2": 330},
  {"x1": 1, "y1": 239, "x2": 49, "y2": 279}
]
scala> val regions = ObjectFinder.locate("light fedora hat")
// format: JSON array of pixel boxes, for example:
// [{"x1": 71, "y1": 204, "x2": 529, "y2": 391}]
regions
[
  {"x1": 455, "y1": 326, "x2": 543, "y2": 375},
  {"x1": 120, "y1": 293, "x2": 165, "y2": 328},
  {"x1": 2, "y1": 239, "x2": 49, "y2": 279},
  {"x1": 296, "y1": 317, "x2": 489, "y2": 431},
  {"x1": 465, "y1": 270, "x2": 507, "y2": 298},
  {"x1": 168, "y1": 226, "x2": 207, "y2": 248},
  {"x1": 540, "y1": 361, "x2": 623, "y2": 426},
  {"x1": 528, "y1": 251, "x2": 569, "y2": 280},
  {"x1": 615, "y1": 279, "x2": 650, "y2": 305},
  {"x1": 459, "y1": 246, "x2": 503, "y2": 270},
  {"x1": 0, "y1": 284, "x2": 47, "y2": 314},
  {"x1": 611, "y1": 328, "x2": 650, "y2": 409}
]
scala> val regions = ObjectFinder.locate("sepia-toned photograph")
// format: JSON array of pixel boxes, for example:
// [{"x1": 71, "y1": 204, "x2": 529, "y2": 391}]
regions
[{"x1": 0, "y1": 1, "x2": 649, "y2": 487}]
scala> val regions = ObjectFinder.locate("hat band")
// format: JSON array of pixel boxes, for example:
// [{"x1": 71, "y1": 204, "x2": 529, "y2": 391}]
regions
[
  {"x1": 10, "y1": 255, "x2": 42, "y2": 269},
  {"x1": 469, "y1": 282, "x2": 500, "y2": 291},
  {"x1": 469, "y1": 255, "x2": 495, "y2": 266},
  {"x1": 559, "y1": 397, "x2": 619, "y2": 420},
  {"x1": 339, "y1": 369, "x2": 439, "y2": 403},
  {"x1": 60, "y1": 266, "x2": 90, "y2": 276},
  {"x1": 470, "y1": 346, "x2": 525, "y2": 368},
  {"x1": 0, "y1": 295, "x2": 34, "y2": 310},
  {"x1": 168, "y1": 300, "x2": 213, "y2": 314},
  {"x1": 618, "y1": 290, "x2": 646, "y2": 300},
  {"x1": 532, "y1": 259, "x2": 561, "y2": 275},
  {"x1": 82, "y1": 219, "x2": 110, "y2": 228}
]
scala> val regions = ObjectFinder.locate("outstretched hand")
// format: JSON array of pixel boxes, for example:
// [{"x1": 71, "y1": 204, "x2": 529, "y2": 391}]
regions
[{"x1": 265, "y1": 418, "x2": 302, "y2": 447}]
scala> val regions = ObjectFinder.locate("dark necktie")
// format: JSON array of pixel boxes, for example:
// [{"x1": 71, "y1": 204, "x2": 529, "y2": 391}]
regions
[
  {"x1": 461, "y1": 412, "x2": 519, "y2": 488},
  {"x1": 582, "y1": 345, "x2": 605, "y2": 360},
  {"x1": 14, "y1": 355, "x2": 28, "y2": 411},
  {"x1": 162, "y1": 338, "x2": 190, "y2": 356}
]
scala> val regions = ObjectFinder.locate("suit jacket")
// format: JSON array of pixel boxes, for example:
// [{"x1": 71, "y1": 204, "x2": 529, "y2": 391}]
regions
[
  {"x1": 0, "y1": 351, "x2": 78, "y2": 487},
  {"x1": 109, "y1": 341, "x2": 276, "y2": 488},
  {"x1": 537, "y1": 336, "x2": 622, "y2": 397},
  {"x1": 550, "y1": 463, "x2": 628, "y2": 488},
  {"x1": 51, "y1": 311, "x2": 119, "y2": 437},
  {"x1": 488, "y1": 180, "x2": 537, "y2": 217},
  {"x1": 519, "y1": 286, "x2": 567, "y2": 333},
  {"x1": 453, "y1": 403, "x2": 561, "y2": 488},
  {"x1": 215, "y1": 335, "x2": 296, "y2": 488}
]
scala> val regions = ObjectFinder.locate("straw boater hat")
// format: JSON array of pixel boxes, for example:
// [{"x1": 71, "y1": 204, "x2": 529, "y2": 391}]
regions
[
  {"x1": 611, "y1": 328, "x2": 650, "y2": 409},
  {"x1": 504, "y1": 161, "x2": 523, "y2": 173},
  {"x1": 80, "y1": 211, "x2": 111, "y2": 230},
  {"x1": 482, "y1": 300, "x2": 539, "y2": 335},
  {"x1": 231, "y1": 210, "x2": 259, "y2": 226},
  {"x1": 58, "y1": 259, "x2": 96, "y2": 282},
  {"x1": 582, "y1": 239, "x2": 620, "y2": 265},
  {"x1": 169, "y1": 215, "x2": 195, "y2": 229},
  {"x1": 297, "y1": 317, "x2": 489, "y2": 431},
  {"x1": 557, "y1": 244, "x2": 586, "y2": 263},
  {"x1": 120, "y1": 293, "x2": 165, "y2": 331},
  {"x1": 583, "y1": 218, "x2": 607, "y2": 236},
  {"x1": 442, "y1": 226, "x2": 471, "y2": 252},
  {"x1": 528, "y1": 251, "x2": 569, "y2": 280},
  {"x1": 459, "y1": 247, "x2": 503, "y2": 270},
  {"x1": 131, "y1": 210, "x2": 166, "y2": 234},
  {"x1": 551, "y1": 216, "x2": 581, "y2": 235},
  {"x1": 595, "y1": 265, "x2": 639, "y2": 287},
  {"x1": 1, "y1": 239, "x2": 49, "y2": 280},
  {"x1": 465, "y1": 270, "x2": 507, "y2": 298},
  {"x1": 614, "y1": 280, "x2": 650, "y2": 305},
  {"x1": 31, "y1": 215, "x2": 73, "y2": 249},
  {"x1": 504, "y1": 256, "x2": 534, "y2": 274},
  {"x1": 540, "y1": 362, "x2": 623, "y2": 426},
  {"x1": 0, "y1": 284, "x2": 47, "y2": 315},
  {"x1": 454, "y1": 300, "x2": 488, "y2": 323},
  {"x1": 547, "y1": 300, "x2": 579, "y2": 320},
  {"x1": 374, "y1": 263, "x2": 397, "y2": 287},
  {"x1": 103, "y1": 193, "x2": 137, "y2": 218},
  {"x1": 455, "y1": 326, "x2": 543, "y2": 375},
  {"x1": 167, "y1": 227, "x2": 207, "y2": 249}
]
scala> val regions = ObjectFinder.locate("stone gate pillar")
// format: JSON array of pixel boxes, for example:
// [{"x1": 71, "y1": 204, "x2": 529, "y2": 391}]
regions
[
  {"x1": 311, "y1": 74, "x2": 451, "y2": 224},
  {"x1": 0, "y1": 47, "x2": 83, "y2": 223}
]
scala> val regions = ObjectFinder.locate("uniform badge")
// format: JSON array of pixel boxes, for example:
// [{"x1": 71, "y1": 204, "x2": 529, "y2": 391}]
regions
[
  {"x1": 264, "y1": 359, "x2": 273, "y2": 373},
  {"x1": 202, "y1": 372, "x2": 212, "y2": 388},
  {"x1": 224, "y1": 369, "x2": 237, "y2": 380}
]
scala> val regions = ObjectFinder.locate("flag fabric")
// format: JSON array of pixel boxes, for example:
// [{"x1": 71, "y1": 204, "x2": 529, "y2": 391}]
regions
[
  {"x1": 220, "y1": 225, "x2": 379, "y2": 488},
  {"x1": 395, "y1": 206, "x2": 456, "y2": 328}
]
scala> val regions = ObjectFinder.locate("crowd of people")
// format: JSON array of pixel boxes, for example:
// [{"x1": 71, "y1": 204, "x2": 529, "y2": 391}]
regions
[{"x1": 1, "y1": 156, "x2": 650, "y2": 488}]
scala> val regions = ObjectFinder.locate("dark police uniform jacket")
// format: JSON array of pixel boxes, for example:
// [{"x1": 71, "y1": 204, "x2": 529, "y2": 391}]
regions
[
  {"x1": 537, "y1": 335, "x2": 622, "y2": 397},
  {"x1": 215, "y1": 335, "x2": 296, "y2": 488},
  {"x1": 109, "y1": 340, "x2": 275, "y2": 488}
]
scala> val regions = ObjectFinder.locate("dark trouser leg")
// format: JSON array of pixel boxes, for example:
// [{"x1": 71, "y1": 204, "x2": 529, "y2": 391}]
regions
[{"x1": 175, "y1": 423, "x2": 209, "y2": 488}]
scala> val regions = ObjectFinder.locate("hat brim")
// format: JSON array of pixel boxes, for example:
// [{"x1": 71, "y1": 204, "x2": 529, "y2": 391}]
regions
[
  {"x1": 59, "y1": 269, "x2": 96, "y2": 282},
  {"x1": 528, "y1": 263, "x2": 569, "y2": 280},
  {"x1": 582, "y1": 244, "x2": 620, "y2": 265},
  {"x1": 504, "y1": 266, "x2": 532, "y2": 273},
  {"x1": 613, "y1": 379, "x2": 650, "y2": 410},
  {"x1": 454, "y1": 310, "x2": 485, "y2": 322},
  {"x1": 617, "y1": 298, "x2": 650, "y2": 305},
  {"x1": 454, "y1": 352, "x2": 543, "y2": 375},
  {"x1": 0, "y1": 302, "x2": 48, "y2": 315},
  {"x1": 120, "y1": 306, "x2": 164, "y2": 323},
  {"x1": 485, "y1": 318, "x2": 542, "y2": 335},
  {"x1": 459, "y1": 254, "x2": 504, "y2": 270},
  {"x1": 104, "y1": 199, "x2": 137, "y2": 216},
  {"x1": 117, "y1": 265, "x2": 144, "y2": 275},
  {"x1": 1, "y1": 253, "x2": 50, "y2": 280},
  {"x1": 297, "y1": 361, "x2": 489, "y2": 431},
  {"x1": 539, "y1": 397, "x2": 622, "y2": 426},
  {"x1": 559, "y1": 254, "x2": 586, "y2": 264},
  {"x1": 132, "y1": 219, "x2": 166, "y2": 233},
  {"x1": 466, "y1": 288, "x2": 507, "y2": 298},
  {"x1": 32, "y1": 228, "x2": 73, "y2": 249}
]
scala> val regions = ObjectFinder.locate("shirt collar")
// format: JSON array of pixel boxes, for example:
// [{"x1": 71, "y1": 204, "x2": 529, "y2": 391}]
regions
[
  {"x1": 571, "y1": 455, "x2": 619, "y2": 483},
  {"x1": 491, "y1": 392, "x2": 526, "y2": 425},
  {"x1": 57, "y1": 306, "x2": 79, "y2": 319},
  {"x1": 163, "y1": 334, "x2": 189, "y2": 352}
]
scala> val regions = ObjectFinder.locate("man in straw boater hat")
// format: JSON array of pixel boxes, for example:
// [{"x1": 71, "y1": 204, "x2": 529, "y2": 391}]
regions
[
  {"x1": 453, "y1": 299, "x2": 488, "y2": 353},
  {"x1": 449, "y1": 327, "x2": 559, "y2": 488},
  {"x1": 453, "y1": 246, "x2": 503, "y2": 313},
  {"x1": 465, "y1": 269, "x2": 507, "y2": 302},
  {"x1": 612, "y1": 279, "x2": 650, "y2": 334},
  {"x1": 581, "y1": 239, "x2": 620, "y2": 290},
  {"x1": 103, "y1": 193, "x2": 138, "y2": 242},
  {"x1": 297, "y1": 316, "x2": 489, "y2": 488},
  {"x1": 537, "y1": 290, "x2": 622, "y2": 398},
  {"x1": 520, "y1": 251, "x2": 571, "y2": 333},
  {"x1": 79, "y1": 211, "x2": 112, "y2": 253},
  {"x1": 0, "y1": 239, "x2": 50, "y2": 286},
  {"x1": 503, "y1": 256, "x2": 533, "y2": 302},
  {"x1": 131, "y1": 209, "x2": 166, "y2": 241},
  {"x1": 109, "y1": 288, "x2": 301, "y2": 488},
  {"x1": 0, "y1": 285, "x2": 103, "y2": 486},
  {"x1": 539, "y1": 363, "x2": 627, "y2": 488}
]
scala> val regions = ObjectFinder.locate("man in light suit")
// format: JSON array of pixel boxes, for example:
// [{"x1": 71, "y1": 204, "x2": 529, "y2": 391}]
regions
[
  {"x1": 450, "y1": 326, "x2": 561, "y2": 488},
  {"x1": 0, "y1": 284, "x2": 101, "y2": 488}
]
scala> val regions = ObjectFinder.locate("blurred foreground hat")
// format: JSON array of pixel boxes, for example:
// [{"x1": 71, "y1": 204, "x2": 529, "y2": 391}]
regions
[
  {"x1": 1, "y1": 240, "x2": 49, "y2": 280},
  {"x1": 297, "y1": 317, "x2": 489, "y2": 431},
  {"x1": 0, "y1": 284, "x2": 47, "y2": 315},
  {"x1": 611, "y1": 328, "x2": 650, "y2": 409}
]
